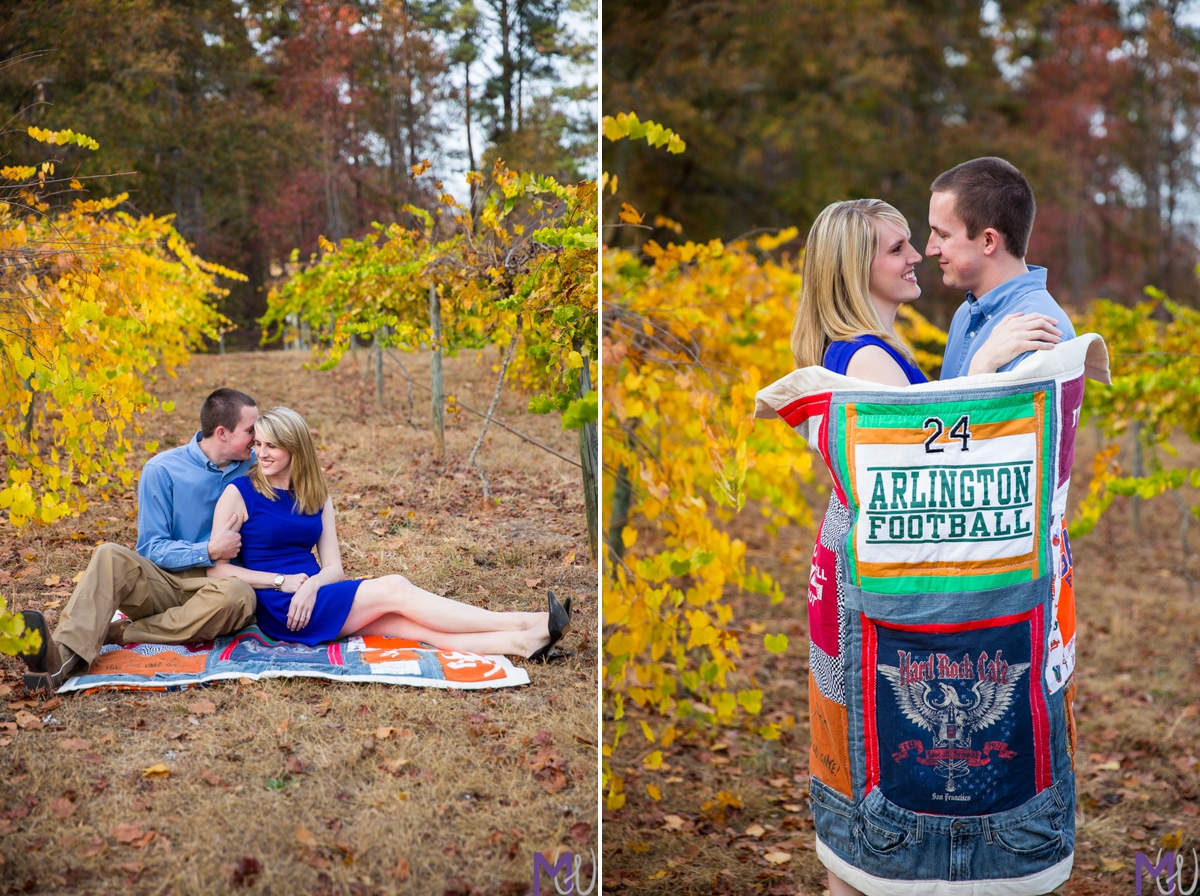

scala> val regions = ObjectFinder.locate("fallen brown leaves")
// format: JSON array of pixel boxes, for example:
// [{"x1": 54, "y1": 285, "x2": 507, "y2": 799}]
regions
[
  {"x1": 14, "y1": 710, "x2": 41, "y2": 730},
  {"x1": 111, "y1": 822, "x2": 157, "y2": 848},
  {"x1": 294, "y1": 825, "x2": 318, "y2": 848},
  {"x1": 187, "y1": 698, "x2": 216, "y2": 715},
  {"x1": 220, "y1": 855, "x2": 262, "y2": 887},
  {"x1": 529, "y1": 745, "x2": 570, "y2": 793},
  {"x1": 378, "y1": 756, "x2": 411, "y2": 776}
]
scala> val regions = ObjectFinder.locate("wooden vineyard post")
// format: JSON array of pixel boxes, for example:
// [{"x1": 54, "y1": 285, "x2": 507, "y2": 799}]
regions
[
  {"x1": 22, "y1": 330, "x2": 34, "y2": 442},
  {"x1": 607, "y1": 462, "x2": 632, "y2": 563},
  {"x1": 429, "y1": 284, "x2": 445, "y2": 457},
  {"x1": 577, "y1": 346, "x2": 599, "y2": 562},
  {"x1": 467, "y1": 334, "x2": 519, "y2": 501},
  {"x1": 1131, "y1": 419, "x2": 1143, "y2": 529},
  {"x1": 375, "y1": 327, "x2": 385, "y2": 408}
]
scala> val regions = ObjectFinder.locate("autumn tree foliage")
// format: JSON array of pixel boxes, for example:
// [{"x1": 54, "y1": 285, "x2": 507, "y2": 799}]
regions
[
  {"x1": 1018, "y1": 1, "x2": 1200, "y2": 304},
  {"x1": 603, "y1": 0, "x2": 1200, "y2": 320},
  {"x1": 0, "y1": 0, "x2": 595, "y2": 337},
  {"x1": 0, "y1": 127, "x2": 241, "y2": 528}
]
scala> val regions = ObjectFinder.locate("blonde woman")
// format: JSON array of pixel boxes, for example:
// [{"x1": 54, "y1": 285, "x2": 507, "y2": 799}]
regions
[
  {"x1": 792, "y1": 199, "x2": 929, "y2": 384},
  {"x1": 206, "y1": 407, "x2": 569, "y2": 661}
]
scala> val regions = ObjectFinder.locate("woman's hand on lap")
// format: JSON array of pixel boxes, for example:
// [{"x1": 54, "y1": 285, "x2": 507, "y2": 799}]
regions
[
  {"x1": 281, "y1": 573, "x2": 309, "y2": 593},
  {"x1": 286, "y1": 579, "x2": 318, "y2": 631}
]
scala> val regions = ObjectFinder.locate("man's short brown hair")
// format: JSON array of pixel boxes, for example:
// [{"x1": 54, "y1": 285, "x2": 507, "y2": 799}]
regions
[
  {"x1": 200, "y1": 388, "x2": 256, "y2": 438},
  {"x1": 931, "y1": 157, "x2": 1036, "y2": 259}
]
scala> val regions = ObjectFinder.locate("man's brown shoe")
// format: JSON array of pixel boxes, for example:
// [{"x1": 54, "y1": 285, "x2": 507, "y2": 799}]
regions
[
  {"x1": 18, "y1": 611, "x2": 81, "y2": 692},
  {"x1": 104, "y1": 618, "x2": 131, "y2": 646}
]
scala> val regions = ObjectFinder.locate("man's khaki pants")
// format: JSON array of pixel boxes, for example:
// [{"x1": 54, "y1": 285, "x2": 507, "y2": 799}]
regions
[{"x1": 54, "y1": 543, "x2": 256, "y2": 664}]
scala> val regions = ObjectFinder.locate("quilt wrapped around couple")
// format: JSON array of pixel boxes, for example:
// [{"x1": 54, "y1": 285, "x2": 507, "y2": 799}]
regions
[{"x1": 755, "y1": 336, "x2": 1110, "y2": 896}]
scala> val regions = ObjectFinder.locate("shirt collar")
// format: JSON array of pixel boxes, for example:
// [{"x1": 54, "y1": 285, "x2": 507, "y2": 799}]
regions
[
  {"x1": 185, "y1": 430, "x2": 224, "y2": 472},
  {"x1": 965, "y1": 265, "x2": 1048, "y2": 313}
]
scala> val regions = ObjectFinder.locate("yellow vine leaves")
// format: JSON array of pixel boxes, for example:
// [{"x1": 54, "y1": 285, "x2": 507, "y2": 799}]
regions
[
  {"x1": 0, "y1": 594, "x2": 40, "y2": 655},
  {"x1": 263, "y1": 160, "x2": 598, "y2": 428},
  {"x1": 603, "y1": 237, "x2": 816, "y2": 810},
  {"x1": 1, "y1": 133, "x2": 242, "y2": 530},
  {"x1": 1071, "y1": 289, "x2": 1200, "y2": 535},
  {"x1": 26, "y1": 126, "x2": 100, "y2": 151},
  {"x1": 602, "y1": 112, "x2": 687, "y2": 155},
  {"x1": 603, "y1": 114, "x2": 816, "y2": 811}
]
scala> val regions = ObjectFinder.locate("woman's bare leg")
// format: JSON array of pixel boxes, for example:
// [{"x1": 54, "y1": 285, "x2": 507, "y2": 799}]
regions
[
  {"x1": 354, "y1": 613, "x2": 542, "y2": 657},
  {"x1": 339, "y1": 575, "x2": 549, "y2": 644},
  {"x1": 828, "y1": 872, "x2": 865, "y2": 896}
]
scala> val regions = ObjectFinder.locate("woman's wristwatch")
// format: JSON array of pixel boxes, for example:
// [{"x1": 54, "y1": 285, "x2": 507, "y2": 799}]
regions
[{"x1": 274, "y1": 574, "x2": 285, "y2": 591}]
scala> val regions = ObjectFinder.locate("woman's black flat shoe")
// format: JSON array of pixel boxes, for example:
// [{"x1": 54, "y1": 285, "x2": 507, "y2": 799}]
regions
[{"x1": 530, "y1": 590, "x2": 571, "y2": 663}]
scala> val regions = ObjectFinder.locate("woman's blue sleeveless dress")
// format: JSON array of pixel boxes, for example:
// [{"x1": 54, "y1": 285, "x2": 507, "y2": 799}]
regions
[
  {"x1": 233, "y1": 476, "x2": 362, "y2": 645},
  {"x1": 823, "y1": 334, "x2": 927, "y2": 383}
]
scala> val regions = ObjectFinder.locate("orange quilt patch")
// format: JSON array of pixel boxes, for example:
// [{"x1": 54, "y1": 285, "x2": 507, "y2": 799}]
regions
[
  {"x1": 809, "y1": 676, "x2": 853, "y2": 798},
  {"x1": 87, "y1": 649, "x2": 208, "y2": 677}
]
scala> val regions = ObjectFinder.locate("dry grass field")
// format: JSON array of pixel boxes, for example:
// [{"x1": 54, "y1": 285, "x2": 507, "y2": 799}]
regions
[
  {"x1": 603, "y1": 426, "x2": 1200, "y2": 896},
  {"x1": 0, "y1": 348, "x2": 598, "y2": 895}
]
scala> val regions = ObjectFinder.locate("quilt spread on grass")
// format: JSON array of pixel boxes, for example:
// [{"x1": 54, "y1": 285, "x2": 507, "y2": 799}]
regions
[
  {"x1": 755, "y1": 336, "x2": 1110, "y2": 893},
  {"x1": 57, "y1": 626, "x2": 530, "y2": 693}
]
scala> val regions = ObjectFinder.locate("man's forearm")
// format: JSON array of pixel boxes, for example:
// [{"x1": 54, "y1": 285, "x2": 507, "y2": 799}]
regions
[{"x1": 137, "y1": 536, "x2": 213, "y2": 572}]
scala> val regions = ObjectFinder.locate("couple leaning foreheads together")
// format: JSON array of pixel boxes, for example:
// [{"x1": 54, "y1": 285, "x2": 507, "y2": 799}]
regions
[{"x1": 16, "y1": 393, "x2": 573, "y2": 692}]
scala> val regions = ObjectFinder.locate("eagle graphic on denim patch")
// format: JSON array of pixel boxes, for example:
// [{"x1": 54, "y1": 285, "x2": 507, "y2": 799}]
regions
[{"x1": 879, "y1": 652, "x2": 1028, "y2": 797}]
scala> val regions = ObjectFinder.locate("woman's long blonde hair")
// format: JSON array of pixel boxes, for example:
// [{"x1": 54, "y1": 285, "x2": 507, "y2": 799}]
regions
[
  {"x1": 791, "y1": 198, "x2": 916, "y2": 368},
  {"x1": 249, "y1": 407, "x2": 328, "y2": 515}
]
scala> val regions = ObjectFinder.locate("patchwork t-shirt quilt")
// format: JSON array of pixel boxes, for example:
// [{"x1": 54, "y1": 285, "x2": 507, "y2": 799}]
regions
[
  {"x1": 756, "y1": 335, "x2": 1109, "y2": 892},
  {"x1": 57, "y1": 626, "x2": 530, "y2": 692}
]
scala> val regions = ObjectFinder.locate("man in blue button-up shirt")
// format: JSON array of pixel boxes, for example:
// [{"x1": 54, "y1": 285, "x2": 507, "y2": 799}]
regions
[
  {"x1": 927, "y1": 157, "x2": 1074, "y2": 379},
  {"x1": 19, "y1": 389, "x2": 260, "y2": 691}
]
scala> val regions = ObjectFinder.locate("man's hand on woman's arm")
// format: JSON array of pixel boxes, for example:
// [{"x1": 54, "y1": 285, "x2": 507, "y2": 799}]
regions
[
  {"x1": 201, "y1": 484, "x2": 316, "y2": 596},
  {"x1": 207, "y1": 518, "x2": 242, "y2": 561},
  {"x1": 967, "y1": 312, "x2": 1061, "y2": 376}
]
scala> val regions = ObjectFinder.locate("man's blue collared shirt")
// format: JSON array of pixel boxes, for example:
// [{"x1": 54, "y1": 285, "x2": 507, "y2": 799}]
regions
[
  {"x1": 939, "y1": 266, "x2": 1075, "y2": 380},
  {"x1": 135, "y1": 432, "x2": 253, "y2": 572}
]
